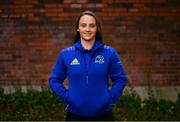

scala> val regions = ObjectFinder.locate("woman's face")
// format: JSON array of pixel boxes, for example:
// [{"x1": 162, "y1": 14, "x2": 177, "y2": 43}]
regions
[{"x1": 78, "y1": 15, "x2": 97, "y2": 42}]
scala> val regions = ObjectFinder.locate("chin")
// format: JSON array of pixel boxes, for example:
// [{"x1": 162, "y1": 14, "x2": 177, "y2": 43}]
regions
[
  {"x1": 85, "y1": 39, "x2": 94, "y2": 42},
  {"x1": 83, "y1": 37, "x2": 94, "y2": 41}
]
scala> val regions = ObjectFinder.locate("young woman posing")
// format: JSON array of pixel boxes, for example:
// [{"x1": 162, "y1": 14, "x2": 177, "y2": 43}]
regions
[{"x1": 49, "y1": 10, "x2": 127, "y2": 121}]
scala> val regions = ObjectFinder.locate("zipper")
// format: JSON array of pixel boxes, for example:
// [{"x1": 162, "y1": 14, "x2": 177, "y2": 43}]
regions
[
  {"x1": 76, "y1": 42, "x2": 103, "y2": 85},
  {"x1": 83, "y1": 51, "x2": 91, "y2": 85},
  {"x1": 82, "y1": 51, "x2": 89, "y2": 85},
  {"x1": 86, "y1": 55, "x2": 89, "y2": 85},
  {"x1": 86, "y1": 75, "x2": 88, "y2": 84},
  {"x1": 85, "y1": 50, "x2": 96, "y2": 85}
]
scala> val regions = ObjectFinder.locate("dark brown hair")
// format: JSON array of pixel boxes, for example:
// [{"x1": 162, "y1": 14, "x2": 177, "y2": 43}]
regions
[{"x1": 73, "y1": 10, "x2": 103, "y2": 43}]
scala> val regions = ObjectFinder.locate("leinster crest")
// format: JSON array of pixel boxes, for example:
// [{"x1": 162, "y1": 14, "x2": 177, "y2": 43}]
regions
[{"x1": 95, "y1": 55, "x2": 104, "y2": 64}]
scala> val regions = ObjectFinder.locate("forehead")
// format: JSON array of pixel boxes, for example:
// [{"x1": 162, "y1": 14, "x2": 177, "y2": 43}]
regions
[{"x1": 79, "y1": 15, "x2": 96, "y2": 24}]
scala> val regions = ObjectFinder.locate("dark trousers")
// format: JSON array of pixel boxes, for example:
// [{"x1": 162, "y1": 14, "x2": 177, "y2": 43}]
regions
[{"x1": 66, "y1": 110, "x2": 114, "y2": 121}]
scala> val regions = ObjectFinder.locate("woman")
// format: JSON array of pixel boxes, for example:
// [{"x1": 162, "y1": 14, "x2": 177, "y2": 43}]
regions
[{"x1": 49, "y1": 10, "x2": 127, "y2": 121}]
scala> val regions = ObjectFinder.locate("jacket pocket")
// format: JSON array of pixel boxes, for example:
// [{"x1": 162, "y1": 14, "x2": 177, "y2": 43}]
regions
[
  {"x1": 108, "y1": 91, "x2": 114, "y2": 107},
  {"x1": 66, "y1": 94, "x2": 81, "y2": 110},
  {"x1": 97, "y1": 92, "x2": 113, "y2": 112}
]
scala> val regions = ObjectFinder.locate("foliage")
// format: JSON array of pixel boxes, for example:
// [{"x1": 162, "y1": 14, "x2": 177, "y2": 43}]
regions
[
  {"x1": 0, "y1": 88, "x2": 66, "y2": 121},
  {"x1": 114, "y1": 92, "x2": 180, "y2": 121},
  {"x1": 0, "y1": 88, "x2": 179, "y2": 121}
]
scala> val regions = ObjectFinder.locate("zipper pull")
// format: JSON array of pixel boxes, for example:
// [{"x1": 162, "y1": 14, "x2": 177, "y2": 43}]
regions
[{"x1": 65, "y1": 104, "x2": 69, "y2": 110}]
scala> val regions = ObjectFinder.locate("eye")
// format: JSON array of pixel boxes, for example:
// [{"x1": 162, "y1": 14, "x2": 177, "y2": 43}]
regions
[
  {"x1": 80, "y1": 23, "x2": 86, "y2": 28},
  {"x1": 90, "y1": 24, "x2": 96, "y2": 28}
]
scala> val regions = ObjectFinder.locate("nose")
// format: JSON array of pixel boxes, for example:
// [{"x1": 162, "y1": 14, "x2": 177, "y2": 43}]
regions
[{"x1": 85, "y1": 26, "x2": 90, "y2": 31}]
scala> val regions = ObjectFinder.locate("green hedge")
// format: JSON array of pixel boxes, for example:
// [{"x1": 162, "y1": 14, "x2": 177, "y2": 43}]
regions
[{"x1": 0, "y1": 88, "x2": 179, "y2": 121}]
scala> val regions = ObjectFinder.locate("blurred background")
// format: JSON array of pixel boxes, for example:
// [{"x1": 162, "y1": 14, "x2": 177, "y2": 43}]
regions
[{"x1": 0, "y1": 0, "x2": 179, "y2": 101}]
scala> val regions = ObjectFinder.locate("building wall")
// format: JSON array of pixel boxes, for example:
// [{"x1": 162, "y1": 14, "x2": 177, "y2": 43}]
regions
[{"x1": 0, "y1": 0, "x2": 179, "y2": 90}]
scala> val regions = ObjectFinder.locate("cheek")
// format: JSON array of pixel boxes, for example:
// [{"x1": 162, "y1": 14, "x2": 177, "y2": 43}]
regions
[
  {"x1": 79, "y1": 28, "x2": 85, "y2": 33},
  {"x1": 93, "y1": 29, "x2": 97, "y2": 34},
  {"x1": 94, "y1": 27, "x2": 97, "y2": 32},
  {"x1": 91, "y1": 27, "x2": 96, "y2": 33},
  {"x1": 79, "y1": 29, "x2": 84, "y2": 34}
]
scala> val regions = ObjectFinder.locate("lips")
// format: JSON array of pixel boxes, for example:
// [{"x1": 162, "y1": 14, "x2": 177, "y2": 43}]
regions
[{"x1": 83, "y1": 33, "x2": 92, "y2": 37}]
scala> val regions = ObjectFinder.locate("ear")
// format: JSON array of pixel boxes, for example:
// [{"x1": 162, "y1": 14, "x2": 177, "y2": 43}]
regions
[{"x1": 77, "y1": 29, "x2": 79, "y2": 31}]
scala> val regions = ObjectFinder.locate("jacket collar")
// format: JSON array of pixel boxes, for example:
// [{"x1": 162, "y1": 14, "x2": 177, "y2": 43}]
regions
[{"x1": 74, "y1": 39, "x2": 104, "y2": 54}]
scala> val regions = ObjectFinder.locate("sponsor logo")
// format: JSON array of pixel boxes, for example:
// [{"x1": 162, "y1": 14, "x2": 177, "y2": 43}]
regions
[{"x1": 70, "y1": 58, "x2": 80, "y2": 65}]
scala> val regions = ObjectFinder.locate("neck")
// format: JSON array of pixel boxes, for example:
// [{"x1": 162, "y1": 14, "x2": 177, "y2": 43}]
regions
[{"x1": 81, "y1": 39, "x2": 95, "y2": 50}]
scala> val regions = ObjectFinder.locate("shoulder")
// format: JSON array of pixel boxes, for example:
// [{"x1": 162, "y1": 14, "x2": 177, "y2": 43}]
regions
[
  {"x1": 102, "y1": 44, "x2": 120, "y2": 61},
  {"x1": 102, "y1": 44, "x2": 116, "y2": 54},
  {"x1": 103, "y1": 45, "x2": 113, "y2": 50},
  {"x1": 57, "y1": 45, "x2": 76, "y2": 59},
  {"x1": 61, "y1": 45, "x2": 75, "y2": 53},
  {"x1": 58, "y1": 45, "x2": 76, "y2": 56}
]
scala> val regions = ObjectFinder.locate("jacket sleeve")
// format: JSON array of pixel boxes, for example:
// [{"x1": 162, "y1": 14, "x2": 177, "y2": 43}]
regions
[
  {"x1": 48, "y1": 51, "x2": 68, "y2": 103},
  {"x1": 109, "y1": 49, "x2": 127, "y2": 105}
]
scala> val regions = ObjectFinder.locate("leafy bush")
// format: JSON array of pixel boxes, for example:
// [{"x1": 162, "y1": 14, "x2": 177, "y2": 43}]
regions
[
  {"x1": 0, "y1": 88, "x2": 179, "y2": 121},
  {"x1": 114, "y1": 93, "x2": 180, "y2": 121},
  {"x1": 0, "y1": 88, "x2": 66, "y2": 121}
]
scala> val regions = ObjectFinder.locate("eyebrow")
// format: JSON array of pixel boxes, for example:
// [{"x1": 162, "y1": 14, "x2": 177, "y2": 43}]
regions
[{"x1": 80, "y1": 23, "x2": 96, "y2": 25}]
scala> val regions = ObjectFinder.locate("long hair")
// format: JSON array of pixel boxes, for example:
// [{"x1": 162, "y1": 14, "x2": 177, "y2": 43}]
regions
[{"x1": 73, "y1": 10, "x2": 103, "y2": 43}]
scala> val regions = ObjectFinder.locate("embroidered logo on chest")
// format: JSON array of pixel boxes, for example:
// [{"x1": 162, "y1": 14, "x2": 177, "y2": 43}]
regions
[
  {"x1": 95, "y1": 55, "x2": 104, "y2": 64},
  {"x1": 70, "y1": 58, "x2": 80, "y2": 65}
]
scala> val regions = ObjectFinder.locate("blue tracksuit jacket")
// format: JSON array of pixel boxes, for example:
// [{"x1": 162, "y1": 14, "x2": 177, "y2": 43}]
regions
[{"x1": 49, "y1": 39, "x2": 127, "y2": 117}]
